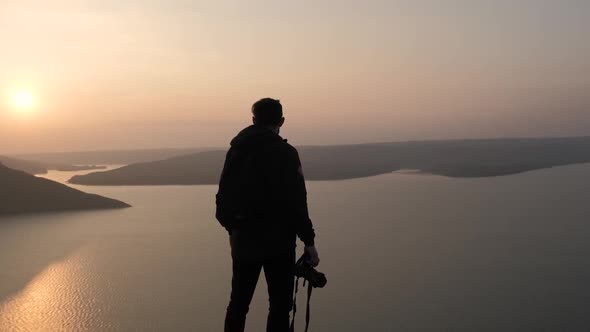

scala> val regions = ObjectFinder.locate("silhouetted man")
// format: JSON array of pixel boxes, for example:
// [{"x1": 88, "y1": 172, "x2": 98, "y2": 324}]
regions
[{"x1": 216, "y1": 98, "x2": 319, "y2": 332}]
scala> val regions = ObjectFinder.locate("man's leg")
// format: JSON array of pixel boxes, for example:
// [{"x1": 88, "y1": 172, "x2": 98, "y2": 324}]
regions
[
  {"x1": 263, "y1": 249, "x2": 296, "y2": 332},
  {"x1": 225, "y1": 258, "x2": 262, "y2": 332}
]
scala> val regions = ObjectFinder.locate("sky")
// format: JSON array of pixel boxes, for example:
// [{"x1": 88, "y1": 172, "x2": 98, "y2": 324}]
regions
[{"x1": 0, "y1": 0, "x2": 588, "y2": 153}]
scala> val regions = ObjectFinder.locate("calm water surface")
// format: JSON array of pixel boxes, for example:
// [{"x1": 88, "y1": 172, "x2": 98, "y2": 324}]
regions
[{"x1": 1, "y1": 165, "x2": 590, "y2": 331}]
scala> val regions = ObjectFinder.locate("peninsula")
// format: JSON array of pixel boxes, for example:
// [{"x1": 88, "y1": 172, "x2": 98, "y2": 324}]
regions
[{"x1": 0, "y1": 163, "x2": 129, "y2": 215}]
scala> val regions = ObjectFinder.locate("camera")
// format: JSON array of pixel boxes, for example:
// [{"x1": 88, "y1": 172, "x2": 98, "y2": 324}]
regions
[{"x1": 294, "y1": 254, "x2": 327, "y2": 288}]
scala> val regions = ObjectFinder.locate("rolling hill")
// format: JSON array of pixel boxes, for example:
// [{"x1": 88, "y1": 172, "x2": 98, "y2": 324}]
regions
[
  {"x1": 69, "y1": 136, "x2": 590, "y2": 185},
  {"x1": 12, "y1": 148, "x2": 212, "y2": 166}
]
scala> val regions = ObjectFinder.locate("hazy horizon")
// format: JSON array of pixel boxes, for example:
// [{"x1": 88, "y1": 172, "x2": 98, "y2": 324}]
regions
[
  {"x1": 1, "y1": 0, "x2": 589, "y2": 154},
  {"x1": 7, "y1": 134, "x2": 590, "y2": 157}
]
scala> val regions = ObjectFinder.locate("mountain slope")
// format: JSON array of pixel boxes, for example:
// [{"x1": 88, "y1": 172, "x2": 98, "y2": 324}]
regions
[
  {"x1": 69, "y1": 136, "x2": 590, "y2": 185},
  {"x1": 0, "y1": 163, "x2": 130, "y2": 215}
]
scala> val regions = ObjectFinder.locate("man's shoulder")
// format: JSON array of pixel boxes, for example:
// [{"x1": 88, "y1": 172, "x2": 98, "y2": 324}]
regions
[{"x1": 271, "y1": 139, "x2": 299, "y2": 158}]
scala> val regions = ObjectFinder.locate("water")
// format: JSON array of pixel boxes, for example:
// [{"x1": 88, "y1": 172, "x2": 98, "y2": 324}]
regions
[{"x1": 1, "y1": 164, "x2": 590, "y2": 331}]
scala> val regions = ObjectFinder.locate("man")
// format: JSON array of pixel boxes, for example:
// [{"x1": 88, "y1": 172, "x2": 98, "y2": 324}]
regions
[{"x1": 216, "y1": 98, "x2": 320, "y2": 332}]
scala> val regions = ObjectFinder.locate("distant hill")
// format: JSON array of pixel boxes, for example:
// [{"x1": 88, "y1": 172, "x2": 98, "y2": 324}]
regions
[
  {"x1": 0, "y1": 156, "x2": 106, "y2": 175},
  {"x1": 69, "y1": 136, "x2": 590, "y2": 186},
  {"x1": 70, "y1": 151, "x2": 226, "y2": 185},
  {"x1": 0, "y1": 156, "x2": 47, "y2": 174},
  {"x1": 0, "y1": 163, "x2": 129, "y2": 215},
  {"x1": 12, "y1": 148, "x2": 213, "y2": 165}
]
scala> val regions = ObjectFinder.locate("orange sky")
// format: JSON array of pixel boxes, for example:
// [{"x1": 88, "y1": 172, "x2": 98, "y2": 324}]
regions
[{"x1": 0, "y1": 1, "x2": 588, "y2": 153}]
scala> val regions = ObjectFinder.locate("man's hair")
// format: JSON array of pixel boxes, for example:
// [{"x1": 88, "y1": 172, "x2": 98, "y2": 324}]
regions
[{"x1": 252, "y1": 98, "x2": 283, "y2": 126}]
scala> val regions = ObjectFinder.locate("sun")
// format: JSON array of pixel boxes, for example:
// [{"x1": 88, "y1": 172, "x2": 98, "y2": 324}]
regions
[{"x1": 11, "y1": 90, "x2": 35, "y2": 110}]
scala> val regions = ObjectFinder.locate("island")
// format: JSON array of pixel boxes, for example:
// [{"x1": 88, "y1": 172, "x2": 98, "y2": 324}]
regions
[
  {"x1": 0, "y1": 163, "x2": 130, "y2": 215},
  {"x1": 68, "y1": 136, "x2": 590, "y2": 186}
]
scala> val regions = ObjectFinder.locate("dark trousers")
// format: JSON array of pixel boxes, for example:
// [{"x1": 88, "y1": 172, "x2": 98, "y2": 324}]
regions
[{"x1": 224, "y1": 249, "x2": 295, "y2": 332}]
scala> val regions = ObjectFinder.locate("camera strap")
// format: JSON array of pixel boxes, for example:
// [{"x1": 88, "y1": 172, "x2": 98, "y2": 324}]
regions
[
  {"x1": 290, "y1": 277, "x2": 313, "y2": 332},
  {"x1": 305, "y1": 280, "x2": 313, "y2": 332}
]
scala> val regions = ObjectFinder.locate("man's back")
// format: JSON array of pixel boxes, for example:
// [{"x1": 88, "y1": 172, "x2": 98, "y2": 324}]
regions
[
  {"x1": 216, "y1": 98, "x2": 319, "y2": 332},
  {"x1": 216, "y1": 124, "x2": 315, "y2": 259}
]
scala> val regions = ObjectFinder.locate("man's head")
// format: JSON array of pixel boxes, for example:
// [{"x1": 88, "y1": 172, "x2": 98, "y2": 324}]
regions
[{"x1": 252, "y1": 98, "x2": 285, "y2": 133}]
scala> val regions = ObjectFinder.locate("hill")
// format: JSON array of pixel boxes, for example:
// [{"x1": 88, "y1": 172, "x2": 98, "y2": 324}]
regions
[
  {"x1": 0, "y1": 156, "x2": 106, "y2": 175},
  {"x1": 70, "y1": 151, "x2": 226, "y2": 185},
  {"x1": 69, "y1": 136, "x2": 590, "y2": 185},
  {"x1": 0, "y1": 163, "x2": 129, "y2": 215},
  {"x1": 0, "y1": 156, "x2": 47, "y2": 174},
  {"x1": 12, "y1": 148, "x2": 212, "y2": 165}
]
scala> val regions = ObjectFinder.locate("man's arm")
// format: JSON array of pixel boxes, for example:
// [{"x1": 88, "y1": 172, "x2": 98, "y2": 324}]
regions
[
  {"x1": 215, "y1": 148, "x2": 239, "y2": 235},
  {"x1": 282, "y1": 145, "x2": 319, "y2": 266}
]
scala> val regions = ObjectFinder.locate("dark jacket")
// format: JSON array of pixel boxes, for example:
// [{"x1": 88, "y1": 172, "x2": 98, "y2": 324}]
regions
[{"x1": 216, "y1": 125, "x2": 315, "y2": 258}]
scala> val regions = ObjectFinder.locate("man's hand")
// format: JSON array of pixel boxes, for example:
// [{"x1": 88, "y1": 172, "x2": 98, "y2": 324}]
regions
[{"x1": 304, "y1": 245, "x2": 320, "y2": 267}]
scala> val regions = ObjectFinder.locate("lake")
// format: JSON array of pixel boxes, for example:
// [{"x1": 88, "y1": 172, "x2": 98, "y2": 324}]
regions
[{"x1": 1, "y1": 164, "x2": 590, "y2": 331}]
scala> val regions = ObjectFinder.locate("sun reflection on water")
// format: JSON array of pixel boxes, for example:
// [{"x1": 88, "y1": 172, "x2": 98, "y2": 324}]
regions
[{"x1": 0, "y1": 252, "x2": 104, "y2": 332}]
